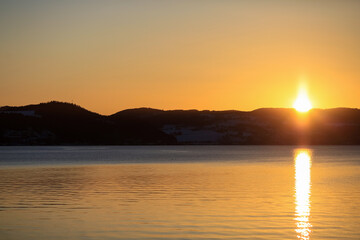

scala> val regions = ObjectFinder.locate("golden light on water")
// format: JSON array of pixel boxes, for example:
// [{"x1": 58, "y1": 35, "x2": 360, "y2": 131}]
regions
[
  {"x1": 294, "y1": 149, "x2": 312, "y2": 239},
  {"x1": 293, "y1": 88, "x2": 312, "y2": 112}
]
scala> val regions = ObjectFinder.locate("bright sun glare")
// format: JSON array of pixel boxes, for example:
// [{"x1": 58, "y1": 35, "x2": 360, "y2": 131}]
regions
[{"x1": 293, "y1": 88, "x2": 312, "y2": 112}]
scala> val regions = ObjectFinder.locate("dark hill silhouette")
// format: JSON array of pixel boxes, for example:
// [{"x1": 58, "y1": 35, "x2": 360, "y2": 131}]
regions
[
  {"x1": 0, "y1": 101, "x2": 359, "y2": 145},
  {"x1": 1, "y1": 101, "x2": 99, "y2": 118}
]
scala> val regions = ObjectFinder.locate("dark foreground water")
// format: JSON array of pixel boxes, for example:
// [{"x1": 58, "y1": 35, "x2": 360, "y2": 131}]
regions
[{"x1": 0, "y1": 146, "x2": 359, "y2": 240}]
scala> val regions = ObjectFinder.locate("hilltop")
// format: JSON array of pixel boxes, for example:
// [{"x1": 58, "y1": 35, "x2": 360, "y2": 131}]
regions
[{"x1": 1, "y1": 101, "x2": 359, "y2": 145}]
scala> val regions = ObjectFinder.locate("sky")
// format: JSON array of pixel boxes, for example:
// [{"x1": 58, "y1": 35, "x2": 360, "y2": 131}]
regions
[{"x1": 0, "y1": 0, "x2": 359, "y2": 114}]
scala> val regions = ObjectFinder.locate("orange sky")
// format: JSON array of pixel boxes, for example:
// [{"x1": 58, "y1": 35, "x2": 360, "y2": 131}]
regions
[{"x1": 0, "y1": 1, "x2": 359, "y2": 115}]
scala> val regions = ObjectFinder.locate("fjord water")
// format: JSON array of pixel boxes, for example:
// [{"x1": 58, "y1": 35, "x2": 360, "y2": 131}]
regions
[{"x1": 0, "y1": 146, "x2": 359, "y2": 240}]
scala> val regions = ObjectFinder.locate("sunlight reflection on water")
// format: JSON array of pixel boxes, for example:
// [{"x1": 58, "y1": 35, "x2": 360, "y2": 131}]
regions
[
  {"x1": 295, "y1": 149, "x2": 312, "y2": 239},
  {"x1": 1, "y1": 146, "x2": 360, "y2": 239}
]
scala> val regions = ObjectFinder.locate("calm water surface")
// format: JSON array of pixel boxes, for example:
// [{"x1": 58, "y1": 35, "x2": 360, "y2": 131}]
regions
[{"x1": 0, "y1": 146, "x2": 359, "y2": 239}]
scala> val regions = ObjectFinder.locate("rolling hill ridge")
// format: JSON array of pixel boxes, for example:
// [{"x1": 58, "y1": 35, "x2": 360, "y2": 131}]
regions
[{"x1": 1, "y1": 101, "x2": 359, "y2": 145}]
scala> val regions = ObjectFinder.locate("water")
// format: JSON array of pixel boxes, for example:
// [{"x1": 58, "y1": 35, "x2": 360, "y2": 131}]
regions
[{"x1": 0, "y1": 146, "x2": 359, "y2": 239}]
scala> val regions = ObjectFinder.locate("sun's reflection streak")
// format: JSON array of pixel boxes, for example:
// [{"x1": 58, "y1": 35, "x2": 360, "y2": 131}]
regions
[{"x1": 294, "y1": 149, "x2": 312, "y2": 239}]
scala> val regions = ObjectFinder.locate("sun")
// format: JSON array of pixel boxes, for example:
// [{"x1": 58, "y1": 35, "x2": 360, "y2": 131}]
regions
[{"x1": 293, "y1": 88, "x2": 312, "y2": 112}]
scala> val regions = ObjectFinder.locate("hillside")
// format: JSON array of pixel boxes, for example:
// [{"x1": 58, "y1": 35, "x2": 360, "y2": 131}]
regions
[{"x1": 0, "y1": 101, "x2": 359, "y2": 145}]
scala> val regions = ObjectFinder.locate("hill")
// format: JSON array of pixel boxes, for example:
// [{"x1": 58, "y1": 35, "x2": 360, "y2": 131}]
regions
[{"x1": 1, "y1": 101, "x2": 359, "y2": 145}]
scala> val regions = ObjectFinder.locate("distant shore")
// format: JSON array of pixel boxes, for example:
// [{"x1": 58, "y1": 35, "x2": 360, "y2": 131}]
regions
[{"x1": 1, "y1": 101, "x2": 360, "y2": 145}]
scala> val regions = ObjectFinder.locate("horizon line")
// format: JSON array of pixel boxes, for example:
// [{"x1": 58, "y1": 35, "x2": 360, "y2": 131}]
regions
[{"x1": 1, "y1": 100, "x2": 359, "y2": 117}]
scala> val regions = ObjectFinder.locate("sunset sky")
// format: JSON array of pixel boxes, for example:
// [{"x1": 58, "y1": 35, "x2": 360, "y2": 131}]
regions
[{"x1": 1, "y1": 0, "x2": 359, "y2": 114}]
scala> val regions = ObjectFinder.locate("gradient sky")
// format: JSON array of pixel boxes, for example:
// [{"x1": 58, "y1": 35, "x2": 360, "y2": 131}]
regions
[{"x1": 1, "y1": 0, "x2": 359, "y2": 114}]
